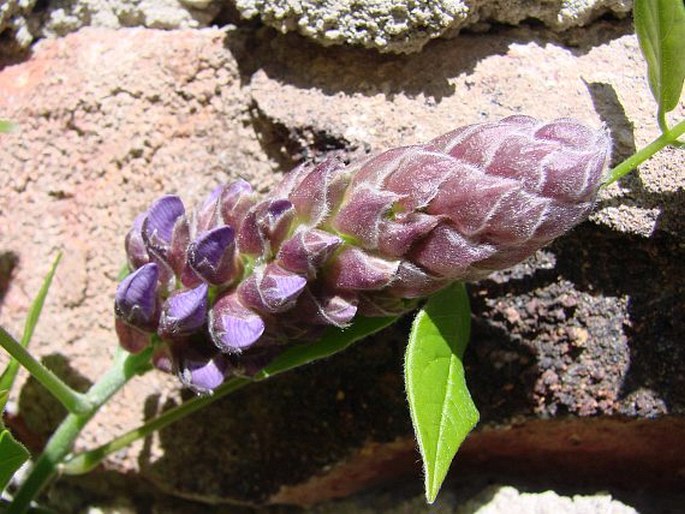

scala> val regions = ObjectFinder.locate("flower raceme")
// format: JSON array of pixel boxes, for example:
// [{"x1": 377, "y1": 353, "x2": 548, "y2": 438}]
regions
[{"x1": 114, "y1": 116, "x2": 611, "y2": 392}]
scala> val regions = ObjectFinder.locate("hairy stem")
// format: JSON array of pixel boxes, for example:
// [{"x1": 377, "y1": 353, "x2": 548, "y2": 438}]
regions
[{"x1": 604, "y1": 118, "x2": 685, "y2": 186}]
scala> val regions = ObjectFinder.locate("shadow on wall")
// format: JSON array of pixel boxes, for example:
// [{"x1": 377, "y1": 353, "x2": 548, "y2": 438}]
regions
[
  {"x1": 225, "y1": 18, "x2": 634, "y2": 103},
  {"x1": 0, "y1": 250, "x2": 18, "y2": 311}
]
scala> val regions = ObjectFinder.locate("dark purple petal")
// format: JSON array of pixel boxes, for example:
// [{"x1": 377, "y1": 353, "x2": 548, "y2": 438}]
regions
[
  {"x1": 142, "y1": 195, "x2": 185, "y2": 256},
  {"x1": 158, "y1": 283, "x2": 208, "y2": 338},
  {"x1": 114, "y1": 262, "x2": 159, "y2": 329},
  {"x1": 209, "y1": 293, "x2": 265, "y2": 353},
  {"x1": 187, "y1": 226, "x2": 237, "y2": 285},
  {"x1": 277, "y1": 229, "x2": 342, "y2": 276},
  {"x1": 115, "y1": 318, "x2": 150, "y2": 353},
  {"x1": 124, "y1": 214, "x2": 149, "y2": 270},
  {"x1": 327, "y1": 247, "x2": 399, "y2": 290},
  {"x1": 239, "y1": 263, "x2": 307, "y2": 313}
]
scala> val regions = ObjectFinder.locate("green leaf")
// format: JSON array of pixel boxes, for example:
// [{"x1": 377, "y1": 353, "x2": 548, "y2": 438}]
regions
[
  {"x1": 256, "y1": 315, "x2": 398, "y2": 380},
  {"x1": 0, "y1": 120, "x2": 15, "y2": 133},
  {"x1": 634, "y1": 0, "x2": 685, "y2": 116},
  {"x1": 0, "y1": 391, "x2": 31, "y2": 493},
  {"x1": 0, "y1": 253, "x2": 62, "y2": 398},
  {"x1": 405, "y1": 283, "x2": 479, "y2": 504}
]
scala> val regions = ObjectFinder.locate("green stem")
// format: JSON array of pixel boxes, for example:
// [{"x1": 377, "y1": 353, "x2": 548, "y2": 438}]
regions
[
  {"x1": 7, "y1": 348, "x2": 152, "y2": 514},
  {"x1": 603, "y1": 118, "x2": 685, "y2": 186},
  {"x1": 0, "y1": 327, "x2": 92, "y2": 415},
  {"x1": 62, "y1": 376, "x2": 250, "y2": 475},
  {"x1": 63, "y1": 315, "x2": 398, "y2": 475}
]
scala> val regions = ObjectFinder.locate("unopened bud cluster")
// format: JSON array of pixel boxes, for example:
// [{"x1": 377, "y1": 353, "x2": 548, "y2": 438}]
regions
[{"x1": 115, "y1": 116, "x2": 611, "y2": 393}]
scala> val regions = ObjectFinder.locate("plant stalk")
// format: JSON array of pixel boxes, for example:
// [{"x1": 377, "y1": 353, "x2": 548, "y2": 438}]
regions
[
  {"x1": 0, "y1": 327, "x2": 93, "y2": 415},
  {"x1": 62, "y1": 376, "x2": 250, "y2": 475},
  {"x1": 7, "y1": 348, "x2": 152, "y2": 514},
  {"x1": 603, "y1": 118, "x2": 685, "y2": 186}
]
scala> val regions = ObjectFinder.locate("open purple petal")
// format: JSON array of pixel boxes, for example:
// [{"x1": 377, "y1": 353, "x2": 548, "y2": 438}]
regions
[
  {"x1": 114, "y1": 262, "x2": 159, "y2": 329},
  {"x1": 209, "y1": 294, "x2": 265, "y2": 353},
  {"x1": 159, "y1": 283, "x2": 208, "y2": 338},
  {"x1": 187, "y1": 226, "x2": 237, "y2": 285}
]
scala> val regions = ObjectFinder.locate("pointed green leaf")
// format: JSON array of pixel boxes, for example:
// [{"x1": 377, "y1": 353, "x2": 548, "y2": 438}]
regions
[
  {"x1": 1, "y1": 390, "x2": 30, "y2": 493},
  {"x1": 257, "y1": 316, "x2": 398, "y2": 380},
  {"x1": 0, "y1": 253, "x2": 62, "y2": 395},
  {"x1": 405, "y1": 283, "x2": 479, "y2": 503},
  {"x1": 634, "y1": 0, "x2": 685, "y2": 114}
]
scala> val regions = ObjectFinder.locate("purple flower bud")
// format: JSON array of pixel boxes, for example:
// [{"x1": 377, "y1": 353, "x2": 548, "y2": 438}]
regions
[
  {"x1": 327, "y1": 247, "x2": 399, "y2": 290},
  {"x1": 114, "y1": 262, "x2": 160, "y2": 329},
  {"x1": 115, "y1": 318, "x2": 150, "y2": 354},
  {"x1": 220, "y1": 179, "x2": 256, "y2": 231},
  {"x1": 377, "y1": 213, "x2": 440, "y2": 258},
  {"x1": 237, "y1": 199, "x2": 295, "y2": 257},
  {"x1": 124, "y1": 214, "x2": 149, "y2": 270},
  {"x1": 194, "y1": 185, "x2": 224, "y2": 234},
  {"x1": 385, "y1": 261, "x2": 448, "y2": 298},
  {"x1": 287, "y1": 157, "x2": 348, "y2": 225},
  {"x1": 382, "y1": 149, "x2": 455, "y2": 210},
  {"x1": 152, "y1": 345, "x2": 173, "y2": 374},
  {"x1": 142, "y1": 195, "x2": 186, "y2": 257},
  {"x1": 239, "y1": 263, "x2": 307, "y2": 313},
  {"x1": 426, "y1": 167, "x2": 520, "y2": 238},
  {"x1": 209, "y1": 293, "x2": 265, "y2": 353},
  {"x1": 173, "y1": 345, "x2": 229, "y2": 394},
  {"x1": 331, "y1": 186, "x2": 399, "y2": 249},
  {"x1": 277, "y1": 229, "x2": 342, "y2": 276},
  {"x1": 187, "y1": 226, "x2": 237, "y2": 285},
  {"x1": 298, "y1": 288, "x2": 358, "y2": 328},
  {"x1": 410, "y1": 224, "x2": 496, "y2": 279},
  {"x1": 158, "y1": 283, "x2": 208, "y2": 338}
]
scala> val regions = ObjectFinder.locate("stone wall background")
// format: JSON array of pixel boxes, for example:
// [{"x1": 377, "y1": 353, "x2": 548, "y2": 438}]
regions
[{"x1": 1, "y1": 1, "x2": 684, "y2": 513}]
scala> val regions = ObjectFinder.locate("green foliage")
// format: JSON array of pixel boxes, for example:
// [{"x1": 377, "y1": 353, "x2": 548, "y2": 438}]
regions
[
  {"x1": 0, "y1": 254, "x2": 62, "y2": 397},
  {"x1": 257, "y1": 315, "x2": 398, "y2": 380},
  {"x1": 0, "y1": 255, "x2": 61, "y2": 499},
  {"x1": 634, "y1": 0, "x2": 685, "y2": 127},
  {"x1": 0, "y1": 391, "x2": 30, "y2": 494},
  {"x1": 405, "y1": 283, "x2": 479, "y2": 503}
]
